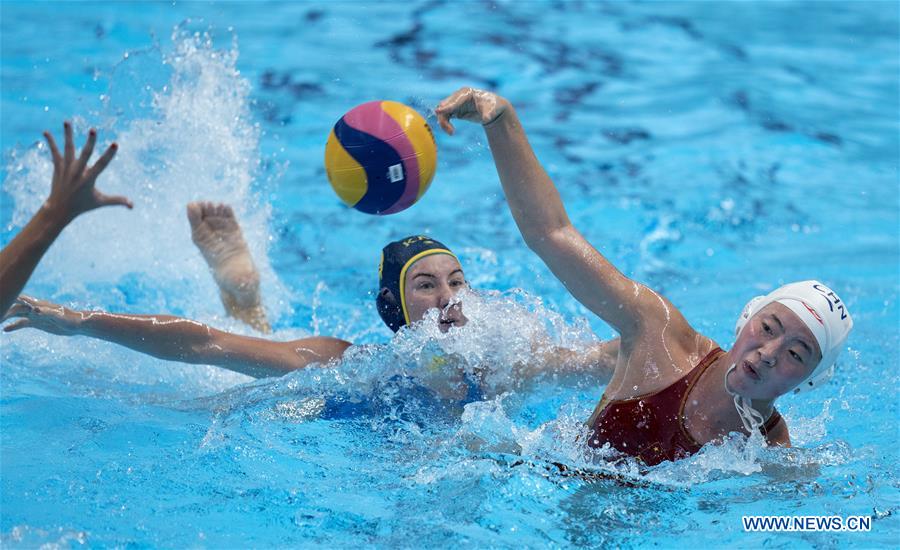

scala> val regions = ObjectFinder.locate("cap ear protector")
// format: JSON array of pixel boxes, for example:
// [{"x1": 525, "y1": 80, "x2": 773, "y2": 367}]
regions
[
  {"x1": 376, "y1": 235, "x2": 458, "y2": 332},
  {"x1": 734, "y1": 281, "x2": 853, "y2": 394},
  {"x1": 376, "y1": 285, "x2": 404, "y2": 332}
]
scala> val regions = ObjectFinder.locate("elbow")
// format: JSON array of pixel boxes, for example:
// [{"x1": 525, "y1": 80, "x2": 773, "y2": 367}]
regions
[
  {"x1": 522, "y1": 224, "x2": 572, "y2": 256},
  {"x1": 521, "y1": 231, "x2": 545, "y2": 253},
  {"x1": 188, "y1": 339, "x2": 220, "y2": 365},
  {"x1": 183, "y1": 328, "x2": 222, "y2": 365}
]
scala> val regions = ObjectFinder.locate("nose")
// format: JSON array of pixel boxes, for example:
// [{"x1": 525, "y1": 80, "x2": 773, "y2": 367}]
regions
[
  {"x1": 758, "y1": 341, "x2": 778, "y2": 367},
  {"x1": 437, "y1": 283, "x2": 453, "y2": 310}
]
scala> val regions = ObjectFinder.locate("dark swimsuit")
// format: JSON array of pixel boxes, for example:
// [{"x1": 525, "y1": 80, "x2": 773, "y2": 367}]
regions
[{"x1": 587, "y1": 347, "x2": 783, "y2": 466}]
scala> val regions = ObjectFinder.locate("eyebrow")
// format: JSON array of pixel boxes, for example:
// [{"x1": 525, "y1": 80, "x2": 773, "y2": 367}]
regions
[
  {"x1": 773, "y1": 314, "x2": 814, "y2": 356},
  {"x1": 770, "y1": 313, "x2": 785, "y2": 332},
  {"x1": 413, "y1": 269, "x2": 464, "y2": 280}
]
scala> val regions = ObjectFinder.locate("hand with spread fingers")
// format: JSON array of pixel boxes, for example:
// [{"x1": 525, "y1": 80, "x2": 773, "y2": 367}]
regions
[
  {"x1": 2, "y1": 295, "x2": 84, "y2": 337},
  {"x1": 435, "y1": 87, "x2": 510, "y2": 135},
  {"x1": 0, "y1": 122, "x2": 133, "y2": 317},
  {"x1": 43, "y1": 121, "x2": 132, "y2": 221}
]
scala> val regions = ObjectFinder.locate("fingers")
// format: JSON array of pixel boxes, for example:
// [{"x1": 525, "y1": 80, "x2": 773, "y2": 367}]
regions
[
  {"x1": 435, "y1": 87, "x2": 477, "y2": 135},
  {"x1": 63, "y1": 121, "x2": 75, "y2": 170},
  {"x1": 435, "y1": 87, "x2": 473, "y2": 113},
  {"x1": 436, "y1": 112, "x2": 455, "y2": 136},
  {"x1": 1, "y1": 295, "x2": 37, "y2": 324},
  {"x1": 16, "y1": 295, "x2": 38, "y2": 308},
  {"x1": 434, "y1": 96, "x2": 456, "y2": 135},
  {"x1": 43, "y1": 131, "x2": 62, "y2": 180},
  {"x1": 0, "y1": 302, "x2": 26, "y2": 322},
  {"x1": 435, "y1": 98, "x2": 457, "y2": 135},
  {"x1": 2, "y1": 319, "x2": 30, "y2": 333},
  {"x1": 84, "y1": 142, "x2": 118, "y2": 182},
  {"x1": 94, "y1": 191, "x2": 133, "y2": 209},
  {"x1": 73, "y1": 128, "x2": 97, "y2": 181}
]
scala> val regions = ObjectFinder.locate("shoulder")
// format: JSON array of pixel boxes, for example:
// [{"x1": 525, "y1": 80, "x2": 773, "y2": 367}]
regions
[
  {"x1": 634, "y1": 289, "x2": 700, "y2": 346},
  {"x1": 763, "y1": 410, "x2": 791, "y2": 448}
]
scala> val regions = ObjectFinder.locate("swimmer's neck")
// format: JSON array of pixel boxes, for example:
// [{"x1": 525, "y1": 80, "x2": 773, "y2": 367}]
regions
[
  {"x1": 719, "y1": 348, "x2": 777, "y2": 416},
  {"x1": 698, "y1": 353, "x2": 776, "y2": 430}
]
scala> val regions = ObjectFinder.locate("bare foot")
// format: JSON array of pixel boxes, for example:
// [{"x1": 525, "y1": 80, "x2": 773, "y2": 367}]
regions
[{"x1": 187, "y1": 202, "x2": 271, "y2": 333}]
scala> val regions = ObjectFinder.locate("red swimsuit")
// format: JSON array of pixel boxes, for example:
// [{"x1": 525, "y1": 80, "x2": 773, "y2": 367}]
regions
[{"x1": 587, "y1": 348, "x2": 783, "y2": 465}]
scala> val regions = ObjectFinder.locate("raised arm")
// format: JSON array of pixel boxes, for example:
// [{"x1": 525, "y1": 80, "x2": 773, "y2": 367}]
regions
[
  {"x1": 436, "y1": 89, "x2": 683, "y2": 339},
  {"x1": 0, "y1": 123, "x2": 132, "y2": 317},
  {"x1": 2, "y1": 296, "x2": 350, "y2": 378}
]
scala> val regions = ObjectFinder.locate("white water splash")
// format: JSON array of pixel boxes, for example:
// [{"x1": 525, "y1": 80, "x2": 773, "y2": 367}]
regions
[{"x1": 2, "y1": 26, "x2": 288, "y2": 322}]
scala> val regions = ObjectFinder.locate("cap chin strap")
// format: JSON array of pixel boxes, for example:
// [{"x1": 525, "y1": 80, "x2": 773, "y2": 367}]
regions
[{"x1": 724, "y1": 363, "x2": 765, "y2": 433}]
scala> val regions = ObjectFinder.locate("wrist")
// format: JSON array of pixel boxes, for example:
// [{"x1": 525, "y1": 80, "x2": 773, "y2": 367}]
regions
[
  {"x1": 24, "y1": 202, "x2": 70, "y2": 247},
  {"x1": 38, "y1": 199, "x2": 76, "y2": 227},
  {"x1": 483, "y1": 99, "x2": 513, "y2": 128}
]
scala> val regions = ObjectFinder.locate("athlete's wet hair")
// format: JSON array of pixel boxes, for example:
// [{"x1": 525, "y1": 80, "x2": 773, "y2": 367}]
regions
[{"x1": 376, "y1": 235, "x2": 457, "y2": 332}]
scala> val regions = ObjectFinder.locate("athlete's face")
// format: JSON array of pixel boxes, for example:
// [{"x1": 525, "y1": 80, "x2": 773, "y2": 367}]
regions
[
  {"x1": 403, "y1": 254, "x2": 468, "y2": 332},
  {"x1": 727, "y1": 302, "x2": 823, "y2": 400}
]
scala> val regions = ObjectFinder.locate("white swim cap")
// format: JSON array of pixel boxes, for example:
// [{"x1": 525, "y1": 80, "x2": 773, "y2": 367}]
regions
[{"x1": 734, "y1": 280, "x2": 853, "y2": 394}]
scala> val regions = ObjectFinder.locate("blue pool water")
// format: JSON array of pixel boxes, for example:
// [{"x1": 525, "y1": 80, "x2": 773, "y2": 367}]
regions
[{"x1": 1, "y1": 1, "x2": 898, "y2": 547}]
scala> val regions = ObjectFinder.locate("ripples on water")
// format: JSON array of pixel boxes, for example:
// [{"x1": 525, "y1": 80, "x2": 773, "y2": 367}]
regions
[{"x1": 1, "y1": 1, "x2": 897, "y2": 547}]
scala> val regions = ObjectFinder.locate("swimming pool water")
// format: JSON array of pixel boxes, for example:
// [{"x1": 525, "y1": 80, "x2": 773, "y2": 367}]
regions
[{"x1": 1, "y1": 1, "x2": 898, "y2": 547}]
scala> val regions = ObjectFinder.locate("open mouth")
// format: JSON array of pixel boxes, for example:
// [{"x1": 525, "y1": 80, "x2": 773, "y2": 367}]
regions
[{"x1": 742, "y1": 360, "x2": 761, "y2": 381}]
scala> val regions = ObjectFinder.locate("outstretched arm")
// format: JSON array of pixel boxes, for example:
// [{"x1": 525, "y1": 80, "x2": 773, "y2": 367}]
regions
[
  {"x1": 517, "y1": 338, "x2": 620, "y2": 387},
  {"x1": 0, "y1": 123, "x2": 132, "y2": 317},
  {"x1": 436, "y1": 89, "x2": 684, "y2": 340},
  {"x1": 3, "y1": 296, "x2": 350, "y2": 379}
]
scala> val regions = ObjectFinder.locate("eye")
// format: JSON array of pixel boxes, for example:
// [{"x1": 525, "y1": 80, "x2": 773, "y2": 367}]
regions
[
  {"x1": 789, "y1": 350, "x2": 803, "y2": 363},
  {"x1": 762, "y1": 321, "x2": 772, "y2": 334},
  {"x1": 450, "y1": 279, "x2": 464, "y2": 287},
  {"x1": 417, "y1": 281, "x2": 434, "y2": 290}
]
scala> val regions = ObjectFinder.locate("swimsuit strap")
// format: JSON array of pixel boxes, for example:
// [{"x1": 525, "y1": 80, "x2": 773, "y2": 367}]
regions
[
  {"x1": 677, "y1": 347, "x2": 725, "y2": 448},
  {"x1": 761, "y1": 408, "x2": 783, "y2": 435},
  {"x1": 684, "y1": 347, "x2": 726, "y2": 389},
  {"x1": 596, "y1": 347, "x2": 726, "y2": 406}
]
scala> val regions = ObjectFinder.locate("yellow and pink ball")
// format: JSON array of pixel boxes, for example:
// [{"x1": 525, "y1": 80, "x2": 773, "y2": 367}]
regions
[{"x1": 324, "y1": 101, "x2": 437, "y2": 215}]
